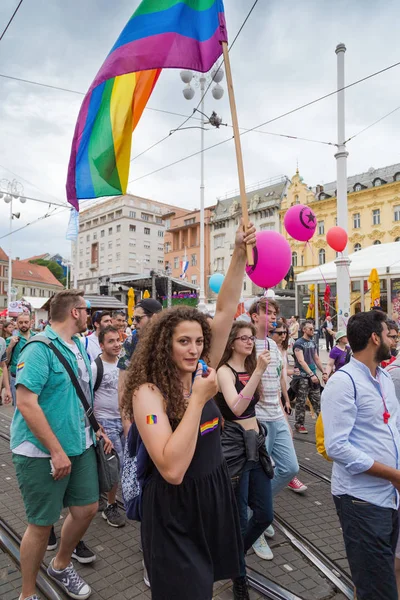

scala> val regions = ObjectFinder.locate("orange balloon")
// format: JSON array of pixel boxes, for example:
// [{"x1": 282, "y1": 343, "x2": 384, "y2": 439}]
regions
[{"x1": 326, "y1": 226, "x2": 348, "y2": 252}]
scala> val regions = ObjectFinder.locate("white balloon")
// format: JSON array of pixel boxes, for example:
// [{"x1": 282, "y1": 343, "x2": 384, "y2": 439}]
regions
[
  {"x1": 243, "y1": 298, "x2": 255, "y2": 312},
  {"x1": 236, "y1": 314, "x2": 251, "y2": 323},
  {"x1": 265, "y1": 289, "x2": 276, "y2": 299}
]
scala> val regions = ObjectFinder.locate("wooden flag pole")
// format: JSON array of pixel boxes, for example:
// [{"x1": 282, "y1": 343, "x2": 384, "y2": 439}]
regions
[{"x1": 222, "y1": 41, "x2": 254, "y2": 265}]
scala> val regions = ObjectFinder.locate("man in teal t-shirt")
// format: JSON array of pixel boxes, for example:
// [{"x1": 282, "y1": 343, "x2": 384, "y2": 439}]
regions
[
  {"x1": 6, "y1": 312, "x2": 35, "y2": 405},
  {"x1": 11, "y1": 289, "x2": 112, "y2": 600}
]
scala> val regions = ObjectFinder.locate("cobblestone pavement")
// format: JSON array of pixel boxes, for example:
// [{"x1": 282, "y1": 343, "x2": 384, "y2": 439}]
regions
[{"x1": 0, "y1": 403, "x2": 350, "y2": 600}]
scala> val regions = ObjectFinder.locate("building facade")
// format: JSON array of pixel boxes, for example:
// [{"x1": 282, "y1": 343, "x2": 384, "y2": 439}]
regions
[
  {"x1": 163, "y1": 206, "x2": 214, "y2": 294},
  {"x1": 281, "y1": 163, "x2": 400, "y2": 276},
  {"x1": 210, "y1": 177, "x2": 289, "y2": 298},
  {"x1": 74, "y1": 194, "x2": 189, "y2": 294}
]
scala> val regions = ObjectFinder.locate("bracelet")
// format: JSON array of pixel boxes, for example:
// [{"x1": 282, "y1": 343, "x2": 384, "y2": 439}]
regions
[{"x1": 239, "y1": 392, "x2": 254, "y2": 400}]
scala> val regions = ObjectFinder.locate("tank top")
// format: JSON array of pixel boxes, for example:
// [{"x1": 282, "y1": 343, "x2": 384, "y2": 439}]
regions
[{"x1": 215, "y1": 363, "x2": 259, "y2": 421}]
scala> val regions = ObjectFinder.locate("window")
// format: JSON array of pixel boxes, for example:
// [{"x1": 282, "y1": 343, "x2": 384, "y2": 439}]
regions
[
  {"x1": 144, "y1": 243, "x2": 150, "y2": 249},
  {"x1": 191, "y1": 254, "x2": 197, "y2": 266},
  {"x1": 100, "y1": 230, "x2": 105, "y2": 237},
  {"x1": 116, "y1": 224, "x2": 121, "y2": 232},
  {"x1": 158, "y1": 259, "x2": 164, "y2": 265},
  {"x1": 165, "y1": 242, "x2": 171, "y2": 253},
  {"x1": 79, "y1": 261, "x2": 83, "y2": 268},
  {"x1": 115, "y1": 210, "x2": 122, "y2": 217},
  {"x1": 395, "y1": 173, "x2": 400, "y2": 182},
  {"x1": 191, "y1": 275, "x2": 197, "y2": 284},
  {"x1": 116, "y1": 252, "x2": 121, "y2": 260},
  {"x1": 184, "y1": 218, "x2": 196, "y2": 225},
  {"x1": 292, "y1": 251, "x2": 298, "y2": 267},
  {"x1": 93, "y1": 232, "x2": 97, "y2": 240},
  {"x1": 318, "y1": 249, "x2": 325, "y2": 265},
  {"x1": 165, "y1": 219, "x2": 170, "y2": 229},
  {"x1": 100, "y1": 215, "x2": 106, "y2": 223},
  {"x1": 141, "y1": 213, "x2": 151, "y2": 221},
  {"x1": 79, "y1": 249, "x2": 83, "y2": 256},
  {"x1": 156, "y1": 217, "x2": 163, "y2": 224},
  {"x1": 129, "y1": 224, "x2": 136, "y2": 232},
  {"x1": 354, "y1": 183, "x2": 362, "y2": 192},
  {"x1": 129, "y1": 241, "x2": 136, "y2": 247},
  {"x1": 353, "y1": 213, "x2": 360, "y2": 229},
  {"x1": 214, "y1": 234, "x2": 225, "y2": 249},
  {"x1": 144, "y1": 227, "x2": 150, "y2": 235},
  {"x1": 108, "y1": 227, "x2": 113, "y2": 235},
  {"x1": 354, "y1": 243, "x2": 362, "y2": 252},
  {"x1": 260, "y1": 223, "x2": 274, "y2": 230},
  {"x1": 158, "y1": 231, "x2": 164, "y2": 238},
  {"x1": 108, "y1": 255, "x2": 112, "y2": 263},
  {"x1": 86, "y1": 260, "x2": 89, "y2": 267},
  {"x1": 107, "y1": 212, "x2": 114, "y2": 220},
  {"x1": 108, "y1": 241, "x2": 112, "y2": 249},
  {"x1": 372, "y1": 209, "x2": 380, "y2": 225},
  {"x1": 216, "y1": 257, "x2": 225, "y2": 272},
  {"x1": 86, "y1": 234, "x2": 90, "y2": 242},
  {"x1": 158, "y1": 245, "x2": 164, "y2": 252},
  {"x1": 174, "y1": 257, "x2": 179, "y2": 269},
  {"x1": 295, "y1": 195, "x2": 299, "y2": 203},
  {"x1": 317, "y1": 221, "x2": 325, "y2": 235},
  {"x1": 374, "y1": 179, "x2": 382, "y2": 187},
  {"x1": 395, "y1": 206, "x2": 400, "y2": 222},
  {"x1": 301, "y1": 254, "x2": 304, "y2": 267},
  {"x1": 373, "y1": 240, "x2": 381, "y2": 245},
  {"x1": 145, "y1": 255, "x2": 150, "y2": 263},
  {"x1": 129, "y1": 252, "x2": 136, "y2": 260},
  {"x1": 100, "y1": 243, "x2": 104, "y2": 251},
  {"x1": 86, "y1": 248, "x2": 90, "y2": 255},
  {"x1": 129, "y1": 210, "x2": 136, "y2": 218}
]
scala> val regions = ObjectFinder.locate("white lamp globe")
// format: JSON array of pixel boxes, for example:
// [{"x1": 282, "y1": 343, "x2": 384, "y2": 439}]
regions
[
  {"x1": 180, "y1": 70, "x2": 193, "y2": 84},
  {"x1": 4, "y1": 194, "x2": 12, "y2": 204},
  {"x1": 212, "y1": 68, "x2": 224, "y2": 83},
  {"x1": 183, "y1": 85, "x2": 195, "y2": 100},
  {"x1": 212, "y1": 84, "x2": 224, "y2": 100},
  {"x1": 19, "y1": 196, "x2": 26, "y2": 204}
]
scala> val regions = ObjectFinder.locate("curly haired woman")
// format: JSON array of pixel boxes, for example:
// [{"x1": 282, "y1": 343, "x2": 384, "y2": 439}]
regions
[{"x1": 122, "y1": 223, "x2": 256, "y2": 600}]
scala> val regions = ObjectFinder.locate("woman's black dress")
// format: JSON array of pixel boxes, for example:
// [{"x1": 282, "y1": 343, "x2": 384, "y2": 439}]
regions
[{"x1": 141, "y1": 399, "x2": 242, "y2": 600}]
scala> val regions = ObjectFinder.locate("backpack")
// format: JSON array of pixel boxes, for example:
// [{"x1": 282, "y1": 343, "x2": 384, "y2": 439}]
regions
[
  {"x1": 121, "y1": 422, "x2": 152, "y2": 521},
  {"x1": 93, "y1": 355, "x2": 104, "y2": 393},
  {"x1": 316, "y1": 369, "x2": 357, "y2": 461}
]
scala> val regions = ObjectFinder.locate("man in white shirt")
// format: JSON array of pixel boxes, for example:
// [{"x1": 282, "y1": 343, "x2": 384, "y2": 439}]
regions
[
  {"x1": 92, "y1": 326, "x2": 125, "y2": 528},
  {"x1": 85, "y1": 311, "x2": 112, "y2": 361},
  {"x1": 323, "y1": 310, "x2": 400, "y2": 600},
  {"x1": 249, "y1": 298, "x2": 302, "y2": 560}
]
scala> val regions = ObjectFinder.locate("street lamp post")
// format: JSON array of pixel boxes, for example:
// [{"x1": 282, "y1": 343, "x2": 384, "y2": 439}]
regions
[
  {"x1": 0, "y1": 179, "x2": 26, "y2": 309},
  {"x1": 180, "y1": 68, "x2": 224, "y2": 312}
]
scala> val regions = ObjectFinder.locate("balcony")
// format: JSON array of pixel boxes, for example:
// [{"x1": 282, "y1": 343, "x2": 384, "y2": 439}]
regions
[{"x1": 89, "y1": 263, "x2": 98, "y2": 270}]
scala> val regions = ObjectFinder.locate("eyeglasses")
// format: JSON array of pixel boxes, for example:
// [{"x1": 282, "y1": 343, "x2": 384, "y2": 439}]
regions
[
  {"x1": 388, "y1": 334, "x2": 399, "y2": 340},
  {"x1": 75, "y1": 307, "x2": 89, "y2": 313},
  {"x1": 234, "y1": 335, "x2": 256, "y2": 343},
  {"x1": 133, "y1": 314, "x2": 149, "y2": 323},
  {"x1": 273, "y1": 330, "x2": 287, "y2": 336}
]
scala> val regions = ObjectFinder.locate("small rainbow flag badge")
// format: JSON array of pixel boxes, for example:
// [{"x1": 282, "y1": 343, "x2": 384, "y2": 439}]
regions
[
  {"x1": 200, "y1": 417, "x2": 219, "y2": 436},
  {"x1": 17, "y1": 362, "x2": 25, "y2": 372},
  {"x1": 146, "y1": 415, "x2": 157, "y2": 425}
]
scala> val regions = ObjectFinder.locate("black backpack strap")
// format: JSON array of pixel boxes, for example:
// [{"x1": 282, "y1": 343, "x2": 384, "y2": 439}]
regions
[
  {"x1": 20, "y1": 335, "x2": 99, "y2": 433},
  {"x1": 94, "y1": 355, "x2": 104, "y2": 393}
]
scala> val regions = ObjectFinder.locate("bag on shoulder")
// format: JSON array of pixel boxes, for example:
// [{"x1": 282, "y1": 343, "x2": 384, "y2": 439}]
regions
[
  {"x1": 121, "y1": 422, "x2": 152, "y2": 521},
  {"x1": 316, "y1": 368, "x2": 356, "y2": 461}
]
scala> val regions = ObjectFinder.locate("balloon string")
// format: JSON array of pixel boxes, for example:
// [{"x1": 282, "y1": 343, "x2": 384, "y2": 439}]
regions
[
  {"x1": 263, "y1": 290, "x2": 269, "y2": 350},
  {"x1": 306, "y1": 241, "x2": 328, "y2": 287}
]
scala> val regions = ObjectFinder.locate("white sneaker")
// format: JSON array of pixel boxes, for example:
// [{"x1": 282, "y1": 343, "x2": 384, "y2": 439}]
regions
[
  {"x1": 264, "y1": 524, "x2": 275, "y2": 538},
  {"x1": 142, "y1": 560, "x2": 150, "y2": 588},
  {"x1": 252, "y1": 535, "x2": 274, "y2": 560}
]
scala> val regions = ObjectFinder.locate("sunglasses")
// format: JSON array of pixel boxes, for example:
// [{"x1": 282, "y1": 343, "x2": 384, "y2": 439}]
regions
[
  {"x1": 133, "y1": 314, "x2": 149, "y2": 323},
  {"x1": 234, "y1": 335, "x2": 256, "y2": 343},
  {"x1": 273, "y1": 330, "x2": 287, "y2": 336}
]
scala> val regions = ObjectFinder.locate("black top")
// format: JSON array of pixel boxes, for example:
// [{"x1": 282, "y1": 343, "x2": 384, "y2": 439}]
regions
[{"x1": 215, "y1": 363, "x2": 259, "y2": 421}]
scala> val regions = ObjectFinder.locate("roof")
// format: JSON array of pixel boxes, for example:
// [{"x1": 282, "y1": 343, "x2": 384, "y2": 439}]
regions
[
  {"x1": 20, "y1": 296, "x2": 49, "y2": 310},
  {"x1": 212, "y1": 177, "x2": 289, "y2": 221},
  {"x1": 296, "y1": 242, "x2": 400, "y2": 283},
  {"x1": 83, "y1": 295, "x2": 127, "y2": 309},
  {"x1": 110, "y1": 273, "x2": 198, "y2": 292},
  {"x1": 11, "y1": 260, "x2": 63, "y2": 288},
  {"x1": 0, "y1": 247, "x2": 9, "y2": 262},
  {"x1": 21, "y1": 253, "x2": 48, "y2": 262},
  {"x1": 315, "y1": 162, "x2": 400, "y2": 197}
]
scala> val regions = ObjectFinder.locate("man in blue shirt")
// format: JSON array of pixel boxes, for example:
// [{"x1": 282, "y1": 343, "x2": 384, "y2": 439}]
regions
[{"x1": 322, "y1": 310, "x2": 400, "y2": 600}]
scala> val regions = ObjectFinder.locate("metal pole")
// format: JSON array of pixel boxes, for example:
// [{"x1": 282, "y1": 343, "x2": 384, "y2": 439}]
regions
[
  {"x1": 198, "y1": 75, "x2": 206, "y2": 312},
  {"x1": 334, "y1": 43, "x2": 351, "y2": 329},
  {"x1": 66, "y1": 262, "x2": 70, "y2": 290},
  {"x1": 73, "y1": 241, "x2": 78, "y2": 288},
  {"x1": 7, "y1": 198, "x2": 12, "y2": 309},
  {"x1": 152, "y1": 272, "x2": 156, "y2": 299},
  {"x1": 167, "y1": 276, "x2": 172, "y2": 308}
]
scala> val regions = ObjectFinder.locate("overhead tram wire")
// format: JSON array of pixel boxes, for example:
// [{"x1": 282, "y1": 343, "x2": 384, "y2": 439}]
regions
[
  {"x1": 0, "y1": 0, "x2": 24, "y2": 43},
  {"x1": 345, "y1": 103, "x2": 400, "y2": 143},
  {"x1": 0, "y1": 206, "x2": 69, "y2": 241},
  {"x1": 0, "y1": 190, "x2": 68, "y2": 208},
  {"x1": 128, "y1": 58, "x2": 400, "y2": 184},
  {"x1": 131, "y1": 0, "x2": 261, "y2": 162},
  {"x1": 0, "y1": 162, "x2": 67, "y2": 206}
]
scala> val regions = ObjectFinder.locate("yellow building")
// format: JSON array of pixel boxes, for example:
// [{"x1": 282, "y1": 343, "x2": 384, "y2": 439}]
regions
[{"x1": 280, "y1": 163, "x2": 400, "y2": 276}]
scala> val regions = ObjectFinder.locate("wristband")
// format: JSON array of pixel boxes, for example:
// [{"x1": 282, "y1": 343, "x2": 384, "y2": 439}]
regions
[{"x1": 239, "y1": 392, "x2": 254, "y2": 400}]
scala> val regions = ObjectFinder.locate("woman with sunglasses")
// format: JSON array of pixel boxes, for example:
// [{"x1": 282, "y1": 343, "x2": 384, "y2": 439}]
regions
[
  {"x1": 216, "y1": 321, "x2": 274, "y2": 571},
  {"x1": 271, "y1": 320, "x2": 308, "y2": 494}
]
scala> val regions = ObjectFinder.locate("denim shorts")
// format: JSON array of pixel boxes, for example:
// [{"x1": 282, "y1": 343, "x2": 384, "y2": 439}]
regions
[{"x1": 97, "y1": 417, "x2": 125, "y2": 469}]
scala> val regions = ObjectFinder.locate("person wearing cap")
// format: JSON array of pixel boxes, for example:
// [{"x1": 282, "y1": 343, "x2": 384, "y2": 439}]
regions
[
  {"x1": 117, "y1": 298, "x2": 163, "y2": 435},
  {"x1": 323, "y1": 330, "x2": 350, "y2": 381}
]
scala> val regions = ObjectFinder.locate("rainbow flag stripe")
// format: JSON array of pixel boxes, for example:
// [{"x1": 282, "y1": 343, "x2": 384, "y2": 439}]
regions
[
  {"x1": 66, "y1": 0, "x2": 227, "y2": 208},
  {"x1": 146, "y1": 414, "x2": 158, "y2": 425},
  {"x1": 17, "y1": 362, "x2": 25, "y2": 372},
  {"x1": 200, "y1": 417, "x2": 219, "y2": 436}
]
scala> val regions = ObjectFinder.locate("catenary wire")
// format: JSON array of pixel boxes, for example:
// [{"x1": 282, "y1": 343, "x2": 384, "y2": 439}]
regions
[
  {"x1": 0, "y1": 0, "x2": 24, "y2": 43},
  {"x1": 0, "y1": 163, "x2": 67, "y2": 206},
  {"x1": 0, "y1": 206, "x2": 68, "y2": 240},
  {"x1": 345, "y1": 103, "x2": 400, "y2": 143},
  {"x1": 128, "y1": 59, "x2": 400, "y2": 184}
]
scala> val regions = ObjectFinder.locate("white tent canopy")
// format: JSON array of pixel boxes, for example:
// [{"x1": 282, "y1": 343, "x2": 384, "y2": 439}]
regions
[{"x1": 296, "y1": 242, "x2": 400, "y2": 284}]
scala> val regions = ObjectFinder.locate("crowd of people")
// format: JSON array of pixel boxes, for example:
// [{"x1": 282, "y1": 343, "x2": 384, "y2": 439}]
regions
[{"x1": 2, "y1": 225, "x2": 400, "y2": 600}]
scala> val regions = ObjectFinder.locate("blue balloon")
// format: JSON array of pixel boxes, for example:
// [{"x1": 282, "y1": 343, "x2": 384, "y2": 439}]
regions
[
  {"x1": 209, "y1": 273, "x2": 225, "y2": 294},
  {"x1": 85, "y1": 299, "x2": 91, "y2": 309}
]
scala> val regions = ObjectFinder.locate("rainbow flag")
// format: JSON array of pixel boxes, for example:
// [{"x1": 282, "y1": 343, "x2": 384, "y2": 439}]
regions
[{"x1": 66, "y1": 0, "x2": 227, "y2": 209}]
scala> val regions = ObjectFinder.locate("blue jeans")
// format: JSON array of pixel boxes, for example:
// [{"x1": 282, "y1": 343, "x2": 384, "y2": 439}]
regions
[
  {"x1": 234, "y1": 460, "x2": 273, "y2": 577},
  {"x1": 333, "y1": 494, "x2": 399, "y2": 600},
  {"x1": 10, "y1": 374, "x2": 16, "y2": 407},
  {"x1": 262, "y1": 418, "x2": 299, "y2": 496},
  {"x1": 97, "y1": 417, "x2": 125, "y2": 471}
]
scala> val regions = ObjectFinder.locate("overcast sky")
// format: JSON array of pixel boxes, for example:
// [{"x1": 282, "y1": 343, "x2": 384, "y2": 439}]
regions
[{"x1": 0, "y1": 0, "x2": 399, "y2": 261}]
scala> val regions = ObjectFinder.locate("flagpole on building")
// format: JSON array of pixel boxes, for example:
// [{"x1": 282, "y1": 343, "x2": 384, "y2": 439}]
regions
[{"x1": 221, "y1": 42, "x2": 253, "y2": 265}]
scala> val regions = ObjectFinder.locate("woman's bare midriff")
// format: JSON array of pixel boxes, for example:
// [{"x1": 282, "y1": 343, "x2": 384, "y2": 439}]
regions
[{"x1": 233, "y1": 415, "x2": 259, "y2": 432}]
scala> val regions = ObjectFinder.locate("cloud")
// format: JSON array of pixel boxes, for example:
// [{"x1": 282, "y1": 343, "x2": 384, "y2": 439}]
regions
[{"x1": 0, "y1": 0, "x2": 400, "y2": 261}]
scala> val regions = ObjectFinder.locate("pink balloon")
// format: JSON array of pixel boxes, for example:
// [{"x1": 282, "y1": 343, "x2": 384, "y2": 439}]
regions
[
  {"x1": 284, "y1": 204, "x2": 317, "y2": 242},
  {"x1": 246, "y1": 231, "x2": 292, "y2": 289}
]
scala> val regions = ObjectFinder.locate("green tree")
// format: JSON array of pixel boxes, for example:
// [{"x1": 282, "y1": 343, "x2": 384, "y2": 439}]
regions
[{"x1": 30, "y1": 259, "x2": 66, "y2": 286}]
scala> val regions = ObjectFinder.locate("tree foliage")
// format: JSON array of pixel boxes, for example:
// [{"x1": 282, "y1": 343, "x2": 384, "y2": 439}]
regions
[{"x1": 30, "y1": 259, "x2": 66, "y2": 286}]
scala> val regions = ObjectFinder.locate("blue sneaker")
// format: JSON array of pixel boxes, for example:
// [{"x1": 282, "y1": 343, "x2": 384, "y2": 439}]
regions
[
  {"x1": 252, "y1": 535, "x2": 273, "y2": 560},
  {"x1": 47, "y1": 558, "x2": 91, "y2": 599},
  {"x1": 264, "y1": 524, "x2": 275, "y2": 538}
]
